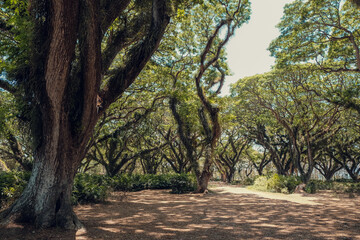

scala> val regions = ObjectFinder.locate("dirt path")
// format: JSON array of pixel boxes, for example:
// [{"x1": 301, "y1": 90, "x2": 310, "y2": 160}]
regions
[
  {"x1": 1, "y1": 185, "x2": 359, "y2": 240},
  {"x1": 214, "y1": 185, "x2": 320, "y2": 205}
]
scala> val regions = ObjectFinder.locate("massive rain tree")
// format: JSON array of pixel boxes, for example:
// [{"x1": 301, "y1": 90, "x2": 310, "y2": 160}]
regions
[{"x1": 0, "y1": 0, "x2": 189, "y2": 229}]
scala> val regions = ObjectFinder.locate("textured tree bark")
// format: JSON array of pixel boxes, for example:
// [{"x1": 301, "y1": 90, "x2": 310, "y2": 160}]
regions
[
  {"x1": 1, "y1": 0, "x2": 171, "y2": 229},
  {"x1": 0, "y1": 0, "x2": 88, "y2": 228},
  {"x1": 1, "y1": 118, "x2": 90, "y2": 228}
]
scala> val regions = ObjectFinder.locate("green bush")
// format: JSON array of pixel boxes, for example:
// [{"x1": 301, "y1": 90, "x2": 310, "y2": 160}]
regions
[
  {"x1": 251, "y1": 174, "x2": 301, "y2": 194},
  {"x1": 169, "y1": 173, "x2": 197, "y2": 194},
  {"x1": 252, "y1": 176, "x2": 268, "y2": 192},
  {"x1": 72, "y1": 174, "x2": 111, "y2": 205},
  {"x1": 345, "y1": 183, "x2": 360, "y2": 194},
  {"x1": 305, "y1": 179, "x2": 360, "y2": 194},
  {"x1": 143, "y1": 174, "x2": 172, "y2": 190},
  {"x1": 109, "y1": 174, "x2": 131, "y2": 191},
  {"x1": 0, "y1": 171, "x2": 30, "y2": 209},
  {"x1": 231, "y1": 177, "x2": 255, "y2": 186},
  {"x1": 305, "y1": 181, "x2": 317, "y2": 194},
  {"x1": 0, "y1": 172, "x2": 198, "y2": 208},
  {"x1": 109, "y1": 173, "x2": 195, "y2": 193}
]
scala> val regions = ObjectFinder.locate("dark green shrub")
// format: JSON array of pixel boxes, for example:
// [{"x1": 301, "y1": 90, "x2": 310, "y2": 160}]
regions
[
  {"x1": 242, "y1": 177, "x2": 255, "y2": 186},
  {"x1": 72, "y1": 174, "x2": 111, "y2": 205},
  {"x1": 345, "y1": 183, "x2": 360, "y2": 194},
  {"x1": 304, "y1": 180, "x2": 360, "y2": 194},
  {"x1": 0, "y1": 171, "x2": 30, "y2": 209},
  {"x1": 170, "y1": 173, "x2": 197, "y2": 194},
  {"x1": 281, "y1": 175, "x2": 302, "y2": 193},
  {"x1": 231, "y1": 177, "x2": 255, "y2": 186},
  {"x1": 127, "y1": 174, "x2": 147, "y2": 191},
  {"x1": 109, "y1": 174, "x2": 131, "y2": 191},
  {"x1": 305, "y1": 181, "x2": 317, "y2": 194},
  {"x1": 144, "y1": 174, "x2": 172, "y2": 189},
  {"x1": 110, "y1": 174, "x2": 192, "y2": 192}
]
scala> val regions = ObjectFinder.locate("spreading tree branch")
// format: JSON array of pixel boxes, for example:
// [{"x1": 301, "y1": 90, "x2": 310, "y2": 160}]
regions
[
  {"x1": 101, "y1": 0, "x2": 170, "y2": 110},
  {"x1": 0, "y1": 78, "x2": 16, "y2": 94},
  {"x1": 100, "y1": 0, "x2": 131, "y2": 34}
]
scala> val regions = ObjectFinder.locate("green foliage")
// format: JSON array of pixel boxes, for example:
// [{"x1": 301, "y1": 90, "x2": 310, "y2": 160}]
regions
[
  {"x1": 251, "y1": 174, "x2": 302, "y2": 194},
  {"x1": 305, "y1": 181, "x2": 317, "y2": 194},
  {"x1": 0, "y1": 171, "x2": 30, "y2": 208},
  {"x1": 72, "y1": 174, "x2": 111, "y2": 205},
  {"x1": 232, "y1": 177, "x2": 255, "y2": 186},
  {"x1": 252, "y1": 176, "x2": 269, "y2": 192},
  {"x1": 0, "y1": 172, "x2": 197, "y2": 207},
  {"x1": 270, "y1": 0, "x2": 360, "y2": 70},
  {"x1": 110, "y1": 173, "x2": 196, "y2": 194},
  {"x1": 169, "y1": 173, "x2": 197, "y2": 194},
  {"x1": 305, "y1": 180, "x2": 360, "y2": 195}
]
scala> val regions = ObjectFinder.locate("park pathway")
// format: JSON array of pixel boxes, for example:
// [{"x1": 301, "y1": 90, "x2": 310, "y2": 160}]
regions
[{"x1": 1, "y1": 185, "x2": 359, "y2": 239}]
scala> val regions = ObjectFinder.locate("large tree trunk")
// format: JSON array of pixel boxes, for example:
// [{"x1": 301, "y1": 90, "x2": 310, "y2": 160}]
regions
[
  {"x1": 1, "y1": 99, "x2": 98, "y2": 228},
  {"x1": 1, "y1": 130, "x2": 89, "y2": 228},
  {"x1": 1, "y1": 0, "x2": 171, "y2": 229}
]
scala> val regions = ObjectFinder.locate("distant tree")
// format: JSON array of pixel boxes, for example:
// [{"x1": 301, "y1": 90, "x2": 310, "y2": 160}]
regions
[
  {"x1": 216, "y1": 125, "x2": 250, "y2": 183},
  {"x1": 167, "y1": 0, "x2": 251, "y2": 192},
  {"x1": 315, "y1": 146, "x2": 343, "y2": 181},
  {"x1": 232, "y1": 67, "x2": 342, "y2": 183},
  {"x1": 246, "y1": 147, "x2": 272, "y2": 177}
]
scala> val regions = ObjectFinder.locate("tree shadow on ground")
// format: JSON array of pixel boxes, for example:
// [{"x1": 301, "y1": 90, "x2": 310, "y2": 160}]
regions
[{"x1": 0, "y1": 187, "x2": 359, "y2": 240}]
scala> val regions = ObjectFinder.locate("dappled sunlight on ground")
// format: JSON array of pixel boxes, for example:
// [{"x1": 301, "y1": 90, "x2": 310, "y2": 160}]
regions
[
  {"x1": 1, "y1": 186, "x2": 359, "y2": 239},
  {"x1": 214, "y1": 185, "x2": 320, "y2": 205}
]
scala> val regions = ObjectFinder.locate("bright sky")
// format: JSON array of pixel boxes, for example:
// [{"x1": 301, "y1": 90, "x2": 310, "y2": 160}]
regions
[{"x1": 222, "y1": 0, "x2": 293, "y2": 95}]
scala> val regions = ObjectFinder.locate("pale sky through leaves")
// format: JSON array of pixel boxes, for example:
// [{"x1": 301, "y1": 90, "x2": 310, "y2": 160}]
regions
[{"x1": 222, "y1": 0, "x2": 293, "y2": 95}]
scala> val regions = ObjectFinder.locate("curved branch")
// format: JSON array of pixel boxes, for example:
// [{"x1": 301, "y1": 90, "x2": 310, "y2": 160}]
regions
[
  {"x1": 101, "y1": 17, "x2": 146, "y2": 75},
  {"x1": 100, "y1": 0, "x2": 131, "y2": 34},
  {"x1": 0, "y1": 78, "x2": 16, "y2": 94},
  {"x1": 100, "y1": 0, "x2": 170, "y2": 110}
]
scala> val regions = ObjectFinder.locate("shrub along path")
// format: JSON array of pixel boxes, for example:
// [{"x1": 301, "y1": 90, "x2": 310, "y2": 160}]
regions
[{"x1": 1, "y1": 184, "x2": 359, "y2": 239}]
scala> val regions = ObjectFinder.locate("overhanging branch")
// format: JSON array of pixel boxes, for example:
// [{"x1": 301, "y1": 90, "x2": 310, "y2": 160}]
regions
[
  {"x1": 101, "y1": 0, "x2": 170, "y2": 110},
  {"x1": 0, "y1": 78, "x2": 16, "y2": 94},
  {"x1": 101, "y1": 17, "x2": 146, "y2": 75},
  {"x1": 100, "y1": 0, "x2": 131, "y2": 34}
]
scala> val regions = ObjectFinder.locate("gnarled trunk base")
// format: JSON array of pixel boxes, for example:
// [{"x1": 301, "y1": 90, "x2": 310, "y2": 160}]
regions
[
  {"x1": 0, "y1": 149, "x2": 84, "y2": 229},
  {"x1": 196, "y1": 171, "x2": 212, "y2": 193}
]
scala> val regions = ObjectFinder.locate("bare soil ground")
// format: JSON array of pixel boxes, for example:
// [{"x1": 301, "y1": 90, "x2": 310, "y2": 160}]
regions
[{"x1": 1, "y1": 183, "x2": 359, "y2": 240}]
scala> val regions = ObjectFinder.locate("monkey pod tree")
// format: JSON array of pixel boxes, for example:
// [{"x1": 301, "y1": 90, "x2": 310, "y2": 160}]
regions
[
  {"x1": 232, "y1": 68, "x2": 343, "y2": 183},
  {"x1": 269, "y1": 0, "x2": 360, "y2": 115},
  {"x1": 0, "y1": 0, "x2": 188, "y2": 229},
  {"x1": 161, "y1": 0, "x2": 250, "y2": 192}
]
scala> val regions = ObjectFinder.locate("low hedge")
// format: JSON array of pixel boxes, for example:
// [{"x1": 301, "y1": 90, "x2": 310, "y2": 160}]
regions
[
  {"x1": 0, "y1": 172, "x2": 197, "y2": 207},
  {"x1": 305, "y1": 179, "x2": 360, "y2": 194},
  {"x1": 109, "y1": 173, "x2": 196, "y2": 193}
]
